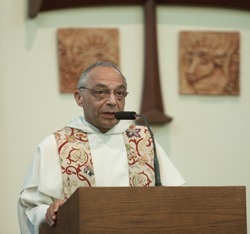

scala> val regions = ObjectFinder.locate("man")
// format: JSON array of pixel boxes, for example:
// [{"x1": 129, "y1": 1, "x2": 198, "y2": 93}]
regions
[{"x1": 18, "y1": 61, "x2": 185, "y2": 233}]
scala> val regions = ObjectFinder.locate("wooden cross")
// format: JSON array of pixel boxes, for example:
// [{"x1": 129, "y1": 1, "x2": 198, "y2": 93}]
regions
[{"x1": 29, "y1": 0, "x2": 250, "y2": 124}]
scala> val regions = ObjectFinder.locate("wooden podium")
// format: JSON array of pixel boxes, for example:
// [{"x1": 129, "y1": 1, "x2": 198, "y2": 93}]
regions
[{"x1": 39, "y1": 186, "x2": 247, "y2": 233}]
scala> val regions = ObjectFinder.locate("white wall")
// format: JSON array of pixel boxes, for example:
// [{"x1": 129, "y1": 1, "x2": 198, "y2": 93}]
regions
[{"x1": 1, "y1": 0, "x2": 250, "y2": 233}]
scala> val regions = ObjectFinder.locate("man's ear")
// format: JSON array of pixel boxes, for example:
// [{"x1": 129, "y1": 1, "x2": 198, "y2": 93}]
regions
[{"x1": 74, "y1": 90, "x2": 84, "y2": 107}]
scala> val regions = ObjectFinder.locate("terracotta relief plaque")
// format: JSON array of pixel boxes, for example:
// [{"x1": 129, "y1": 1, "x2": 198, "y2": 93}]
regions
[
  {"x1": 179, "y1": 31, "x2": 240, "y2": 95},
  {"x1": 57, "y1": 28, "x2": 119, "y2": 93}
]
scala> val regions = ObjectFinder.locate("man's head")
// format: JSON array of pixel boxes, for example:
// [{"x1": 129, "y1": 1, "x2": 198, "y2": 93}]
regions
[{"x1": 74, "y1": 61, "x2": 128, "y2": 133}]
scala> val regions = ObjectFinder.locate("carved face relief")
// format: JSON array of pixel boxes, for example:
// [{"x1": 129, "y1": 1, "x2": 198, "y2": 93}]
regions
[{"x1": 179, "y1": 31, "x2": 240, "y2": 95}]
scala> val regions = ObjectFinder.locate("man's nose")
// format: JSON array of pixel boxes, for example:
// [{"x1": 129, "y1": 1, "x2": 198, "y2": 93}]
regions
[{"x1": 106, "y1": 92, "x2": 117, "y2": 105}]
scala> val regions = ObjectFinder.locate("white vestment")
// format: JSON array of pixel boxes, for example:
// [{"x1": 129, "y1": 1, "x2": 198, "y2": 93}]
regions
[{"x1": 18, "y1": 116, "x2": 185, "y2": 234}]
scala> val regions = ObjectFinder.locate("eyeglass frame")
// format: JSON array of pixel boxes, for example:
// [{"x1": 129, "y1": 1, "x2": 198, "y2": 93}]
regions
[{"x1": 78, "y1": 87, "x2": 129, "y2": 100}]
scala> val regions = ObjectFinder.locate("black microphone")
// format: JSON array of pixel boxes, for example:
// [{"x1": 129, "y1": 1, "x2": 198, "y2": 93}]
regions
[
  {"x1": 115, "y1": 111, "x2": 162, "y2": 186},
  {"x1": 114, "y1": 111, "x2": 137, "y2": 120}
]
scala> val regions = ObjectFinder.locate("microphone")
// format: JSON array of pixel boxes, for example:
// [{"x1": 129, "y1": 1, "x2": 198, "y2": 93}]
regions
[
  {"x1": 115, "y1": 111, "x2": 162, "y2": 186},
  {"x1": 114, "y1": 111, "x2": 137, "y2": 120}
]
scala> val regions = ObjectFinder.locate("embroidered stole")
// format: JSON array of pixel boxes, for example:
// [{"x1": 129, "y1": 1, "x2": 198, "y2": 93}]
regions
[{"x1": 54, "y1": 125, "x2": 155, "y2": 199}]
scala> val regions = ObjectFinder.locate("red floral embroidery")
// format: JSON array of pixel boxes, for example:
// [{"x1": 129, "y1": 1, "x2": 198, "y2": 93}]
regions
[
  {"x1": 54, "y1": 127, "x2": 95, "y2": 198},
  {"x1": 124, "y1": 125, "x2": 155, "y2": 187}
]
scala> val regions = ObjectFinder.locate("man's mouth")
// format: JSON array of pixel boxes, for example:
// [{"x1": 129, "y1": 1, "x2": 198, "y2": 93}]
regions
[{"x1": 102, "y1": 112, "x2": 116, "y2": 118}]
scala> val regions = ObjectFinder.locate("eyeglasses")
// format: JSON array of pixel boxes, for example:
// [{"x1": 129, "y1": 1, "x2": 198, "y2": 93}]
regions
[{"x1": 79, "y1": 87, "x2": 129, "y2": 100}]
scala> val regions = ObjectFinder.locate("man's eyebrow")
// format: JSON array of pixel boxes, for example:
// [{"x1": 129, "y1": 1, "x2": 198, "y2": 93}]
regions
[
  {"x1": 91, "y1": 84, "x2": 127, "y2": 89},
  {"x1": 91, "y1": 84, "x2": 107, "y2": 88},
  {"x1": 116, "y1": 84, "x2": 127, "y2": 90}
]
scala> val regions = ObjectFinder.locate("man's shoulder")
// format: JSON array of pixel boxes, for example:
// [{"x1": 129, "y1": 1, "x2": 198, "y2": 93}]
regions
[{"x1": 38, "y1": 134, "x2": 57, "y2": 147}]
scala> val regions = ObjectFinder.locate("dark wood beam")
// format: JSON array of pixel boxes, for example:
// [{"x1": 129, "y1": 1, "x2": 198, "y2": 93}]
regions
[
  {"x1": 29, "y1": 0, "x2": 250, "y2": 18},
  {"x1": 28, "y1": 0, "x2": 144, "y2": 18},
  {"x1": 140, "y1": 0, "x2": 172, "y2": 124}
]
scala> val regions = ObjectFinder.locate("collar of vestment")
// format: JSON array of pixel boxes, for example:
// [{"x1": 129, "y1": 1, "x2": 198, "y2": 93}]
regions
[{"x1": 66, "y1": 115, "x2": 132, "y2": 135}]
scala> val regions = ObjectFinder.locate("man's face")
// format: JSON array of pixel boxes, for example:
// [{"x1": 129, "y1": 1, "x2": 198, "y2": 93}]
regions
[{"x1": 75, "y1": 66, "x2": 127, "y2": 133}]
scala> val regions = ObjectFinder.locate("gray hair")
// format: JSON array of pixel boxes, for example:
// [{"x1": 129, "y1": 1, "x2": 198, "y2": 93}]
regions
[{"x1": 77, "y1": 61, "x2": 127, "y2": 89}]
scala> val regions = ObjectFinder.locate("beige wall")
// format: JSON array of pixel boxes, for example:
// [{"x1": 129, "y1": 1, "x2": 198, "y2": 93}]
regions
[{"x1": 1, "y1": 0, "x2": 250, "y2": 233}]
